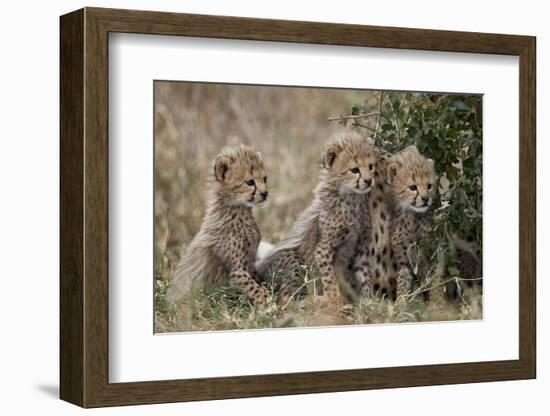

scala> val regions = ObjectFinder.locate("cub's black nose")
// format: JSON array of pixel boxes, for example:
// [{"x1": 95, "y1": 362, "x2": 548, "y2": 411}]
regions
[
  {"x1": 421, "y1": 196, "x2": 429, "y2": 204},
  {"x1": 261, "y1": 191, "x2": 268, "y2": 200},
  {"x1": 364, "y1": 178, "x2": 372, "y2": 186}
]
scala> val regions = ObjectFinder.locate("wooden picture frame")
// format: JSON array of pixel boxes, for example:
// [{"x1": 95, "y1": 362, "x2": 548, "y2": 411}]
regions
[{"x1": 60, "y1": 7, "x2": 536, "y2": 408}]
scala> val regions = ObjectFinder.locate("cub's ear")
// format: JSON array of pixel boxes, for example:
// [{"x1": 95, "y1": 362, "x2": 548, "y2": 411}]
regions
[
  {"x1": 375, "y1": 147, "x2": 390, "y2": 163},
  {"x1": 214, "y1": 156, "x2": 232, "y2": 182},
  {"x1": 387, "y1": 161, "x2": 401, "y2": 184},
  {"x1": 322, "y1": 143, "x2": 342, "y2": 169},
  {"x1": 426, "y1": 158, "x2": 438, "y2": 177},
  {"x1": 404, "y1": 145, "x2": 420, "y2": 156}
]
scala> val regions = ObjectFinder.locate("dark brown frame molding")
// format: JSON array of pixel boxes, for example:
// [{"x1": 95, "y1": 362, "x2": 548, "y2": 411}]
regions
[{"x1": 60, "y1": 7, "x2": 536, "y2": 408}]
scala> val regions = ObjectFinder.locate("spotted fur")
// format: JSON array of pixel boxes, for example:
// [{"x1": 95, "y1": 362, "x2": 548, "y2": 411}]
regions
[
  {"x1": 257, "y1": 132, "x2": 381, "y2": 307},
  {"x1": 166, "y1": 145, "x2": 271, "y2": 306},
  {"x1": 354, "y1": 145, "x2": 438, "y2": 299},
  {"x1": 351, "y1": 147, "x2": 392, "y2": 297}
]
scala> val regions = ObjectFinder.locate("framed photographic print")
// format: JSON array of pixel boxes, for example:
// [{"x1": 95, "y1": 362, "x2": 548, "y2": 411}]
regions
[{"x1": 60, "y1": 7, "x2": 536, "y2": 408}]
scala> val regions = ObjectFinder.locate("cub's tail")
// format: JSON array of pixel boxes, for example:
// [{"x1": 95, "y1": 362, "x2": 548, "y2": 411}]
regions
[
  {"x1": 256, "y1": 241, "x2": 275, "y2": 261},
  {"x1": 166, "y1": 244, "x2": 223, "y2": 304}
]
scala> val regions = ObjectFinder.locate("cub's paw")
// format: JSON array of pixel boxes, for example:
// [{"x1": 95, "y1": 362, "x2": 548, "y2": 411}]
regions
[{"x1": 314, "y1": 294, "x2": 343, "y2": 315}]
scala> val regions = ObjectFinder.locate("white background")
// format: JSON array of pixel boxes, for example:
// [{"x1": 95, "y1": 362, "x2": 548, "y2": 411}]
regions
[
  {"x1": 110, "y1": 34, "x2": 519, "y2": 382},
  {"x1": 0, "y1": 0, "x2": 547, "y2": 414}
]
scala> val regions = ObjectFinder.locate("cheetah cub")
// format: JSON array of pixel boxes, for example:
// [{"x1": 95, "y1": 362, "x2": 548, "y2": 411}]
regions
[
  {"x1": 353, "y1": 145, "x2": 438, "y2": 299},
  {"x1": 257, "y1": 132, "x2": 380, "y2": 307},
  {"x1": 385, "y1": 145, "x2": 438, "y2": 298},
  {"x1": 357, "y1": 145, "x2": 481, "y2": 302},
  {"x1": 166, "y1": 145, "x2": 271, "y2": 307}
]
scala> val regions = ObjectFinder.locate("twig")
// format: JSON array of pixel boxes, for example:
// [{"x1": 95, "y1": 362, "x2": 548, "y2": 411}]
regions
[
  {"x1": 352, "y1": 122, "x2": 376, "y2": 132},
  {"x1": 388, "y1": 97, "x2": 401, "y2": 140},
  {"x1": 281, "y1": 277, "x2": 320, "y2": 311},
  {"x1": 456, "y1": 279, "x2": 468, "y2": 306},
  {"x1": 327, "y1": 111, "x2": 385, "y2": 122},
  {"x1": 432, "y1": 94, "x2": 448, "y2": 107},
  {"x1": 373, "y1": 91, "x2": 384, "y2": 140},
  {"x1": 403, "y1": 276, "x2": 482, "y2": 301}
]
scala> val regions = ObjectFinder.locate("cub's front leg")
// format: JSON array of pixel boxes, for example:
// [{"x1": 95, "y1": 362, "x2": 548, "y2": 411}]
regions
[
  {"x1": 314, "y1": 212, "x2": 351, "y2": 308},
  {"x1": 314, "y1": 239, "x2": 339, "y2": 304},
  {"x1": 392, "y1": 240, "x2": 414, "y2": 300},
  {"x1": 228, "y1": 260, "x2": 270, "y2": 306},
  {"x1": 352, "y1": 245, "x2": 374, "y2": 298},
  {"x1": 219, "y1": 234, "x2": 271, "y2": 306}
]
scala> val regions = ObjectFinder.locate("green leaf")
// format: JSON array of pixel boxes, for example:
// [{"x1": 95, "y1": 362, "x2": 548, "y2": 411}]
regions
[
  {"x1": 447, "y1": 128, "x2": 458, "y2": 139},
  {"x1": 452, "y1": 100, "x2": 469, "y2": 111},
  {"x1": 448, "y1": 266, "x2": 460, "y2": 276},
  {"x1": 463, "y1": 157, "x2": 475, "y2": 170},
  {"x1": 425, "y1": 107, "x2": 434, "y2": 119}
]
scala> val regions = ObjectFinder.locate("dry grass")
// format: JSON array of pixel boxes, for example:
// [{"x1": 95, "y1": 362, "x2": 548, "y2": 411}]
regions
[{"x1": 154, "y1": 82, "x2": 482, "y2": 333}]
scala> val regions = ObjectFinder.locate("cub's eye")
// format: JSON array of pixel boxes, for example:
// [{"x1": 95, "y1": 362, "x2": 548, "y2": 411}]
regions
[
  {"x1": 246, "y1": 179, "x2": 256, "y2": 187},
  {"x1": 350, "y1": 167, "x2": 360, "y2": 174},
  {"x1": 263, "y1": 176, "x2": 268, "y2": 183},
  {"x1": 409, "y1": 184, "x2": 417, "y2": 191},
  {"x1": 427, "y1": 183, "x2": 432, "y2": 190},
  {"x1": 369, "y1": 164, "x2": 374, "y2": 171}
]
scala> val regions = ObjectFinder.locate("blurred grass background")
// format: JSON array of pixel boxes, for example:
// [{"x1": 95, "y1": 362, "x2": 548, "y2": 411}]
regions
[
  {"x1": 155, "y1": 81, "x2": 371, "y2": 248},
  {"x1": 154, "y1": 82, "x2": 482, "y2": 333}
]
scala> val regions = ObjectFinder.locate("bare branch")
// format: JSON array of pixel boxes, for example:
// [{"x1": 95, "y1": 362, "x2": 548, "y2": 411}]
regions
[
  {"x1": 388, "y1": 97, "x2": 401, "y2": 140},
  {"x1": 352, "y1": 122, "x2": 376, "y2": 132},
  {"x1": 327, "y1": 111, "x2": 384, "y2": 122},
  {"x1": 373, "y1": 91, "x2": 384, "y2": 140},
  {"x1": 432, "y1": 94, "x2": 448, "y2": 107},
  {"x1": 401, "y1": 276, "x2": 482, "y2": 302}
]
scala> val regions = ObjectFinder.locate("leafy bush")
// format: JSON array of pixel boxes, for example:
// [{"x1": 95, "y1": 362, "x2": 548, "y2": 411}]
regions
[{"x1": 335, "y1": 92, "x2": 482, "y2": 288}]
